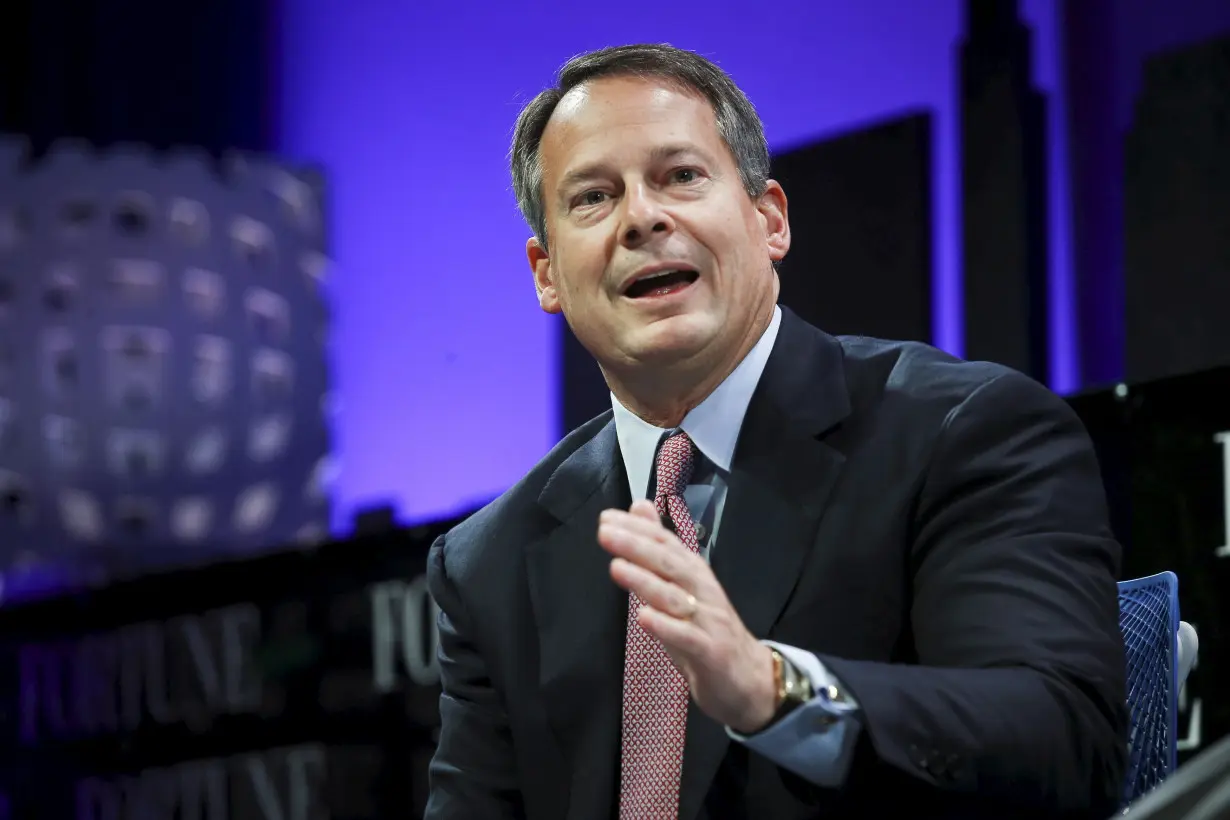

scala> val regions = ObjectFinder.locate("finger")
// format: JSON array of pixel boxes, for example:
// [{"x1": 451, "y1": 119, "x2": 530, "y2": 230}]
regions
[
  {"x1": 610, "y1": 557, "x2": 699, "y2": 620},
  {"x1": 598, "y1": 515, "x2": 697, "y2": 587},
  {"x1": 611, "y1": 510, "x2": 707, "y2": 568},
  {"x1": 624, "y1": 501, "x2": 689, "y2": 550},
  {"x1": 637, "y1": 604, "x2": 707, "y2": 656},
  {"x1": 629, "y1": 498, "x2": 658, "y2": 521},
  {"x1": 603, "y1": 508, "x2": 693, "y2": 555}
]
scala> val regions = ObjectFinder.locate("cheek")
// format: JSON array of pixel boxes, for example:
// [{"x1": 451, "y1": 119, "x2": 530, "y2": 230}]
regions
[
  {"x1": 553, "y1": 241, "x2": 609, "y2": 298},
  {"x1": 697, "y1": 208, "x2": 753, "y2": 254}
]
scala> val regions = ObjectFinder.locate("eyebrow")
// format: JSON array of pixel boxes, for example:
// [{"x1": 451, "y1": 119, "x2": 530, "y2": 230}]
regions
[{"x1": 555, "y1": 144, "x2": 713, "y2": 203}]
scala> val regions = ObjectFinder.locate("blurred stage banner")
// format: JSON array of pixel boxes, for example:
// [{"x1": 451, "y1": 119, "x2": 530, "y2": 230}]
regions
[{"x1": 0, "y1": 518, "x2": 457, "y2": 819}]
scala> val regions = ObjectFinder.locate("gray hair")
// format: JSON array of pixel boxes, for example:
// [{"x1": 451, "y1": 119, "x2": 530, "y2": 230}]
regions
[{"x1": 510, "y1": 44, "x2": 772, "y2": 250}]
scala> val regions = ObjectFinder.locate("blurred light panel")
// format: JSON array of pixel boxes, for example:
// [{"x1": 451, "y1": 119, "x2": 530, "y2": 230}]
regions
[
  {"x1": 1022, "y1": 0, "x2": 1079, "y2": 395},
  {"x1": 277, "y1": 0, "x2": 1069, "y2": 529}
]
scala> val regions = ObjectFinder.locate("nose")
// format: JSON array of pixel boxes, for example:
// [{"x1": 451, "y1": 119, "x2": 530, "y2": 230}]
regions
[{"x1": 619, "y1": 184, "x2": 673, "y2": 248}]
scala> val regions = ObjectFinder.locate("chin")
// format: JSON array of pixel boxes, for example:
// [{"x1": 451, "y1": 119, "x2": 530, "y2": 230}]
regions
[{"x1": 622, "y1": 314, "x2": 718, "y2": 364}]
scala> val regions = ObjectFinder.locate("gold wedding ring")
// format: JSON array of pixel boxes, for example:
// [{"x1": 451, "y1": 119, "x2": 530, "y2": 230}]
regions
[{"x1": 682, "y1": 593, "x2": 699, "y2": 620}]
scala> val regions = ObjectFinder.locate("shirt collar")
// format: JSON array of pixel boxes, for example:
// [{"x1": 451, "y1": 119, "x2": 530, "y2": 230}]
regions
[{"x1": 612, "y1": 305, "x2": 782, "y2": 499}]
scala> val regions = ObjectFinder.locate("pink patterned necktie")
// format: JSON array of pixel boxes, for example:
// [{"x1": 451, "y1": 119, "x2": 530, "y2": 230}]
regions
[{"x1": 619, "y1": 431, "x2": 700, "y2": 819}]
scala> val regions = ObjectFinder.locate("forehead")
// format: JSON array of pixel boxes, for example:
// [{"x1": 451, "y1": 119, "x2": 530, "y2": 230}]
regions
[{"x1": 539, "y1": 76, "x2": 725, "y2": 179}]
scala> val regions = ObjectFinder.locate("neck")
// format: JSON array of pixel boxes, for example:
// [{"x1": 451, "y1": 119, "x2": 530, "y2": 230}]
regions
[{"x1": 605, "y1": 305, "x2": 774, "y2": 429}]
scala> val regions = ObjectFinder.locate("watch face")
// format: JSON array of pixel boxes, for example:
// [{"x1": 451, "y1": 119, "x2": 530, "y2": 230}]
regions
[{"x1": 782, "y1": 659, "x2": 810, "y2": 703}]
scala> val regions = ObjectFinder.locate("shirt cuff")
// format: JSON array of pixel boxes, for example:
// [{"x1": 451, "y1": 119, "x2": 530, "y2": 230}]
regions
[{"x1": 724, "y1": 641, "x2": 862, "y2": 788}]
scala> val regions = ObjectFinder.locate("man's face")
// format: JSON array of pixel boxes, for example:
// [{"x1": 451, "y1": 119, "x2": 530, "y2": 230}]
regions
[{"x1": 528, "y1": 76, "x2": 790, "y2": 374}]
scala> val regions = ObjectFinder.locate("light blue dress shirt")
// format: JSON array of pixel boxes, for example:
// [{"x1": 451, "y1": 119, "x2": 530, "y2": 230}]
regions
[{"x1": 610, "y1": 305, "x2": 862, "y2": 788}]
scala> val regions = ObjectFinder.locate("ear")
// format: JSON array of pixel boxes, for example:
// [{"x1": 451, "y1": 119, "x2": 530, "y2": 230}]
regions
[
  {"x1": 757, "y1": 180, "x2": 791, "y2": 263},
  {"x1": 527, "y1": 236, "x2": 562, "y2": 314}
]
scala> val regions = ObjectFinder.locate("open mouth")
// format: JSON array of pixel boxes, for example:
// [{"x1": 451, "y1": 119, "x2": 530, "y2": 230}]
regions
[{"x1": 623, "y1": 268, "x2": 700, "y2": 299}]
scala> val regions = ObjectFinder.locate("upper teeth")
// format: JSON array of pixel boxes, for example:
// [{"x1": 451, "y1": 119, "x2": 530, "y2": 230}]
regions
[{"x1": 640, "y1": 270, "x2": 679, "y2": 281}]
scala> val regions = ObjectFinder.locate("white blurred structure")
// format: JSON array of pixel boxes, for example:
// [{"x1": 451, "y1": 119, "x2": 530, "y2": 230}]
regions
[{"x1": 0, "y1": 138, "x2": 333, "y2": 600}]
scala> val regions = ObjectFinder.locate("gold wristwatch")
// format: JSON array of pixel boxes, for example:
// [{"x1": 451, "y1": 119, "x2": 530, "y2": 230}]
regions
[{"x1": 768, "y1": 648, "x2": 813, "y2": 724}]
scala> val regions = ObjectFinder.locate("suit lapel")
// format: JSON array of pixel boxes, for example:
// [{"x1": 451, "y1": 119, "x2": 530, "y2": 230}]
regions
[
  {"x1": 527, "y1": 417, "x2": 630, "y2": 819},
  {"x1": 679, "y1": 309, "x2": 852, "y2": 820}
]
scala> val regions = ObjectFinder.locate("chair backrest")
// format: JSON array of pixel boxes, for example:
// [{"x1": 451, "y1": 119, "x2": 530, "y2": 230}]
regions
[{"x1": 1117, "y1": 571, "x2": 1180, "y2": 807}]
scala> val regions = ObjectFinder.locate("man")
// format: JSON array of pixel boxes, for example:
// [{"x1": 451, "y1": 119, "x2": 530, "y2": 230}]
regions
[{"x1": 425, "y1": 43, "x2": 1127, "y2": 819}]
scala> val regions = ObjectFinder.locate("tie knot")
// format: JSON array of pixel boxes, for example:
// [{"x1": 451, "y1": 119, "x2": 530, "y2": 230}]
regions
[{"x1": 654, "y1": 431, "x2": 695, "y2": 499}]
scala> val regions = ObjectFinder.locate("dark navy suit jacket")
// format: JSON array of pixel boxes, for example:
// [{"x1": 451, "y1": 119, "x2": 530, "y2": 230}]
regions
[{"x1": 425, "y1": 307, "x2": 1127, "y2": 819}]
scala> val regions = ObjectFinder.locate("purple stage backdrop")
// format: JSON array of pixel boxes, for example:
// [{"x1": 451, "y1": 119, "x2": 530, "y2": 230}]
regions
[{"x1": 275, "y1": 0, "x2": 1073, "y2": 530}]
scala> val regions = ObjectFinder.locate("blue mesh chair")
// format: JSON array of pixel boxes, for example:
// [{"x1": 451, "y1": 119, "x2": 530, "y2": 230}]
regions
[{"x1": 1118, "y1": 571, "x2": 1180, "y2": 808}]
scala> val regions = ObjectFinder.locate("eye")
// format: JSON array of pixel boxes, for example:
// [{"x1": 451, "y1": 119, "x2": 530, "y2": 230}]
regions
[
  {"x1": 577, "y1": 190, "x2": 607, "y2": 207},
  {"x1": 671, "y1": 168, "x2": 700, "y2": 184}
]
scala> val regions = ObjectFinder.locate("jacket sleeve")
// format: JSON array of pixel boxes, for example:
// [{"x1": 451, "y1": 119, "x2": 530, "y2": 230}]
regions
[
  {"x1": 424, "y1": 534, "x2": 526, "y2": 819},
  {"x1": 818, "y1": 370, "x2": 1128, "y2": 817}
]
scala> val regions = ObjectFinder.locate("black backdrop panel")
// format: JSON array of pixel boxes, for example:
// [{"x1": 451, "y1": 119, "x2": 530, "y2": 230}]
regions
[
  {"x1": 1069, "y1": 365, "x2": 1230, "y2": 764},
  {"x1": 1124, "y1": 35, "x2": 1230, "y2": 384},
  {"x1": 561, "y1": 319, "x2": 610, "y2": 435},
  {"x1": 0, "y1": 0, "x2": 272, "y2": 154},
  {"x1": 770, "y1": 113, "x2": 934, "y2": 343},
  {"x1": 959, "y1": 2, "x2": 1051, "y2": 383}
]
